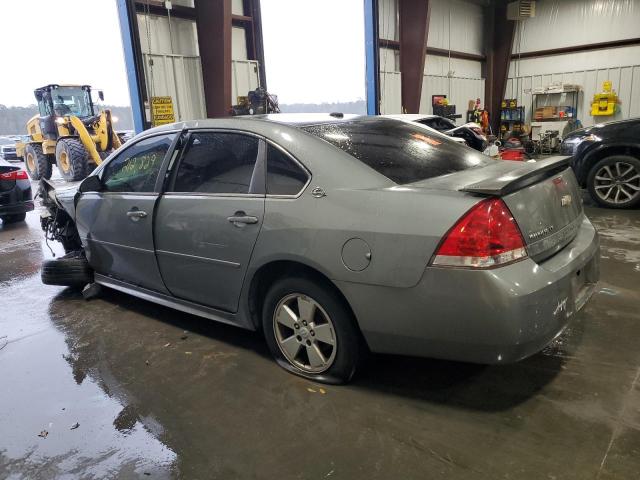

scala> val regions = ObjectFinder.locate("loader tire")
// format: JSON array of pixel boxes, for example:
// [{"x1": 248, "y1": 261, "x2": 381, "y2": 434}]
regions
[
  {"x1": 41, "y1": 251, "x2": 93, "y2": 288},
  {"x1": 56, "y1": 138, "x2": 89, "y2": 182},
  {"x1": 24, "y1": 143, "x2": 52, "y2": 180}
]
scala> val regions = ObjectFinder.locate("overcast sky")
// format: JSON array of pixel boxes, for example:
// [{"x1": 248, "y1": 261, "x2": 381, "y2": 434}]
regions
[{"x1": 0, "y1": 0, "x2": 365, "y2": 107}]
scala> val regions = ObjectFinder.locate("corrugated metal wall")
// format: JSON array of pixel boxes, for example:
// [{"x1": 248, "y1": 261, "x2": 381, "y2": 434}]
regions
[
  {"x1": 377, "y1": 0, "x2": 485, "y2": 119},
  {"x1": 506, "y1": 66, "x2": 640, "y2": 127},
  {"x1": 508, "y1": 0, "x2": 640, "y2": 127}
]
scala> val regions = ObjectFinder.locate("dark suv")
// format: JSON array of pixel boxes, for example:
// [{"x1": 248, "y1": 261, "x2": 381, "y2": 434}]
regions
[{"x1": 561, "y1": 118, "x2": 640, "y2": 208}]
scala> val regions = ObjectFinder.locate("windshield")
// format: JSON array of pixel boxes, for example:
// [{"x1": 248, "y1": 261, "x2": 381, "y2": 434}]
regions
[
  {"x1": 51, "y1": 86, "x2": 93, "y2": 117},
  {"x1": 302, "y1": 118, "x2": 492, "y2": 184}
]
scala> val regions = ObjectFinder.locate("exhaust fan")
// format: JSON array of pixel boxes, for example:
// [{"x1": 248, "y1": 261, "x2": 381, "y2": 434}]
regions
[{"x1": 507, "y1": 0, "x2": 536, "y2": 20}]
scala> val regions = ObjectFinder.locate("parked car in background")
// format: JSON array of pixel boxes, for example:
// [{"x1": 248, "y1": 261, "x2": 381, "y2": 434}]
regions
[
  {"x1": 39, "y1": 114, "x2": 599, "y2": 383},
  {"x1": 561, "y1": 118, "x2": 640, "y2": 208},
  {"x1": 0, "y1": 137, "x2": 20, "y2": 162},
  {"x1": 384, "y1": 114, "x2": 487, "y2": 151},
  {"x1": 0, "y1": 158, "x2": 33, "y2": 224}
]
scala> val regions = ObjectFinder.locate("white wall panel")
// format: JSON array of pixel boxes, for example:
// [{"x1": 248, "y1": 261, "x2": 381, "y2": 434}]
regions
[
  {"x1": 231, "y1": 60, "x2": 261, "y2": 105},
  {"x1": 378, "y1": 0, "x2": 398, "y2": 41},
  {"x1": 136, "y1": 14, "x2": 198, "y2": 56},
  {"x1": 232, "y1": 26, "x2": 248, "y2": 60},
  {"x1": 509, "y1": 46, "x2": 640, "y2": 77},
  {"x1": 380, "y1": 71, "x2": 402, "y2": 114},
  {"x1": 514, "y1": 0, "x2": 639, "y2": 53},
  {"x1": 419, "y1": 75, "x2": 484, "y2": 119},
  {"x1": 428, "y1": 0, "x2": 483, "y2": 55},
  {"x1": 142, "y1": 54, "x2": 206, "y2": 122},
  {"x1": 424, "y1": 56, "x2": 482, "y2": 78},
  {"x1": 232, "y1": 0, "x2": 244, "y2": 15}
]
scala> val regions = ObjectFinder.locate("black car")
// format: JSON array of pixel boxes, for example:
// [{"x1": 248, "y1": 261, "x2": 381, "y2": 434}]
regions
[
  {"x1": 384, "y1": 114, "x2": 488, "y2": 151},
  {"x1": 0, "y1": 159, "x2": 33, "y2": 223},
  {"x1": 561, "y1": 118, "x2": 640, "y2": 208}
]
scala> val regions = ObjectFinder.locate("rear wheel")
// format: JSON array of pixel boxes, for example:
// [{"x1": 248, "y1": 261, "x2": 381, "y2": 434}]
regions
[
  {"x1": 1, "y1": 213, "x2": 27, "y2": 224},
  {"x1": 262, "y1": 276, "x2": 363, "y2": 384},
  {"x1": 56, "y1": 138, "x2": 89, "y2": 182},
  {"x1": 24, "y1": 143, "x2": 52, "y2": 180},
  {"x1": 587, "y1": 155, "x2": 640, "y2": 209},
  {"x1": 41, "y1": 251, "x2": 93, "y2": 288}
]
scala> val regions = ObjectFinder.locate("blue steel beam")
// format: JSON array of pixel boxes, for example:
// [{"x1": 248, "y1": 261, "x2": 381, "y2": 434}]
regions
[
  {"x1": 364, "y1": 0, "x2": 380, "y2": 115},
  {"x1": 116, "y1": 0, "x2": 146, "y2": 133}
]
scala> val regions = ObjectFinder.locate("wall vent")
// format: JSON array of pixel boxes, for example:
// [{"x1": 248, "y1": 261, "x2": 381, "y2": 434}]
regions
[{"x1": 507, "y1": 0, "x2": 536, "y2": 20}]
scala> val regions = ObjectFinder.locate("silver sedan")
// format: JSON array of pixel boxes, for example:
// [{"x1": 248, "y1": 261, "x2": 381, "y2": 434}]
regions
[{"x1": 41, "y1": 114, "x2": 599, "y2": 383}]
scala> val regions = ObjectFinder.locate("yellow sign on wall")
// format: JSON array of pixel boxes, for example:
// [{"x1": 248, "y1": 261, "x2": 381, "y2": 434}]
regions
[{"x1": 151, "y1": 96, "x2": 175, "y2": 126}]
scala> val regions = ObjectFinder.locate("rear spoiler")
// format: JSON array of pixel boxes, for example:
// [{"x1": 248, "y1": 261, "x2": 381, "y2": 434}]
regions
[{"x1": 460, "y1": 156, "x2": 571, "y2": 196}]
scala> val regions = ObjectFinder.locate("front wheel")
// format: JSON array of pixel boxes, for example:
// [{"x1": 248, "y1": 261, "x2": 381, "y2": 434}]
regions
[
  {"x1": 587, "y1": 155, "x2": 640, "y2": 209},
  {"x1": 262, "y1": 276, "x2": 363, "y2": 384},
  {"x1": 56, "y1": 138, "x2": 89, "y2": 182}
]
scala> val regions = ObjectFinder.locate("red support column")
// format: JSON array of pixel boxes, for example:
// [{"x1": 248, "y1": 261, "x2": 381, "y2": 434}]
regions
[
  {"x1": 195, "y1": 0, "x2": 232, "y2": 117},
  {"x1": 399, "y1": 0, "x2": 431, "y2": 114},
  {"x1": 484, "y1": 2, "x2": 516, "y2": 134}
]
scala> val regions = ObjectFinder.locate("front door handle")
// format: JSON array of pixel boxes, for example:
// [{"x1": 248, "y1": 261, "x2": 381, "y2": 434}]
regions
[
  {"x1": 126, "y1": 209, "x2": 148, "y2": 220},
  {"x1": 227, "y1": 212, "x2": 259, "y2": 226}
]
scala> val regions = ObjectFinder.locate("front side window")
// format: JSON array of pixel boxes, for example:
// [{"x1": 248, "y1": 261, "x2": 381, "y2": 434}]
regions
[
  {"x1": 266, "y1": 144, "x2": 309, "y2": 196},
  {"x1": 102, "y1": 134, "x2": 175, "y2": 193},
  {"x1": 172, "y1": 132, "x2": 259, "y2": 194}
]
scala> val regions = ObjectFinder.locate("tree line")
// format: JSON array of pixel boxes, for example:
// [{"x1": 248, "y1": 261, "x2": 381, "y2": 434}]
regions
[{"x1": 0, "y1": 105, "x2": 134, "y2": 135}]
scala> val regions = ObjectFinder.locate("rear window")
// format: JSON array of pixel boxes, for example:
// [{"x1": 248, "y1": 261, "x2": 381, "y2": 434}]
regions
[{"x1": 302, "y1": 118, "x2": 491, "y2": 184}]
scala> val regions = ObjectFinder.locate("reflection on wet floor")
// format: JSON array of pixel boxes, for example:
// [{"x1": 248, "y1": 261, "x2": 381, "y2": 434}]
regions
[{"x1": 1, "y1": 193, "x2": 639, "y2": 479}]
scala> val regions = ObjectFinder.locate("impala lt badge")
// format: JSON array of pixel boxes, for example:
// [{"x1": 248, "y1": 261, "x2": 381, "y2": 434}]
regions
[
  {"x1": 529, "y1": 225, "x2": 555, "y2": 240},
  {"x1": 561, "y1": 194, "x2": 572, "y2": 207}
]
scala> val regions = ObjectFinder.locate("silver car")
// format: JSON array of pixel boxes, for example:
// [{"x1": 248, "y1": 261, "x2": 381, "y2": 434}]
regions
[{"x1": 40, "y1": 114, "x2": 599, "y2": 383}]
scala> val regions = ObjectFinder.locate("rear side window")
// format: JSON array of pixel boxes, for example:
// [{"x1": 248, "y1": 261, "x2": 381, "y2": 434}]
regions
[
  {"x1": 102, "y1": 133, "x2": 175, "y2": 193},
  {"x1": 266, "y1": 144, "x2": 309, "y2": 196},
  {"x1": 302, "y1": 118, "x2": 491, "y2": 184},
  {"x1": 172, "y1": 132, "x2": 259, "y2": 194}
]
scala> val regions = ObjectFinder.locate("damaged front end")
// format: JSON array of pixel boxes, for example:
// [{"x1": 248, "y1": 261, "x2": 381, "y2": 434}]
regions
[{"x1": 38, "y1": 178, "x2": 82, "y2": 254}]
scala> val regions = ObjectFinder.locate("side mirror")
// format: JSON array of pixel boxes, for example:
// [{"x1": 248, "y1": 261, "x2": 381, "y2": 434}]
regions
[
  {"x1": 98, "y1": 90, "x2": 104, "y2": 101},
  {"x1": 79, "y1": 175, "x2": 102, "y2": 193}
]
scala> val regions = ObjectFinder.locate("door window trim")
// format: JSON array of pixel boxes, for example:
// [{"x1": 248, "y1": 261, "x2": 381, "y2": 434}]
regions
[
  {"x1": 264, "y1": 139, "x2": 312, "y2": 199},
  {"x1": 163, "y1": 128, "x2": 267, "y2": 198}
]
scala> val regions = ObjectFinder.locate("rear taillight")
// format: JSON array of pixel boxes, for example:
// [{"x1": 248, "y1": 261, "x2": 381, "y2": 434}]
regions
[
  {"x1": 432, "y1": 198, "x2": 527, "y2": 269},
  {"x1": 0, "y1": 169, "x2": 29, "y2": 180}
]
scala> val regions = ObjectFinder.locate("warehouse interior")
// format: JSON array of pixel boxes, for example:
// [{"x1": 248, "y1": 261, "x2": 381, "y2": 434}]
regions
[{"x1": 1, "y1": 0, "x2": 640, "y2": 479}]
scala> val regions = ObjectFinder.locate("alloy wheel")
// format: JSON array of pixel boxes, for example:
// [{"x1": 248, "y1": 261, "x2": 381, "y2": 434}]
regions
[
  {"x1": 273, "y1": 293, "x2": 337, "y2": 373},
  {"x1": 593, "y1": 162, "x2": 640, "y2": 204}
]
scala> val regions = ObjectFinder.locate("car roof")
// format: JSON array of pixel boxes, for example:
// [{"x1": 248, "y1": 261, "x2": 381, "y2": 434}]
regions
[{"x1": 383, "y1": 114, "x2": 439, "y2": 121}]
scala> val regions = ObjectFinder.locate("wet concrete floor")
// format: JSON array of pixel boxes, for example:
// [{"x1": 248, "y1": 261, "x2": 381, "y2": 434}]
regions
[{"x1": 1, "y1": 188, "x2": 639, "y2": 479}]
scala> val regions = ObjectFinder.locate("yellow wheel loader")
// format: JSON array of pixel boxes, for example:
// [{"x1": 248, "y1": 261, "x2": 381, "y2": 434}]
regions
[{"x1": 16, "y1": 84, "x2": 122, "y2": 182}]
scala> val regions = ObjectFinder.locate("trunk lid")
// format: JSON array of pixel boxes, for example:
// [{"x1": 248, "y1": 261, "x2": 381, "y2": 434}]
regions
[{"x1": 411, "y1": 156, "x2": 584, "y2": 262}]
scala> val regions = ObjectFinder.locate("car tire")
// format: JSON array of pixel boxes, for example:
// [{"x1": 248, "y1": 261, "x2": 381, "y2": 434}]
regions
[
  {"x1": 587, "y1": 155, "x2": 640, "y2": 209},
  {"x1": 24, "y1": 143, "x2": 52, "y2": 180},
  {"x1": 41, "y1": 251, "x2": 93, "y2": 288},
  {"x1": 262, "y1": 276, "x2": 363, "y2": 384},
  {"x1": 56, "y1": 138, "x2": 89, "y2": 182},
  {"x1": 1, "y1": 213, "x2": 27, "y2": 223}
]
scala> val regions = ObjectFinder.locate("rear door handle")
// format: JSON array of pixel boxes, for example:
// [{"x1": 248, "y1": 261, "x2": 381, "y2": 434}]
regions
[
  {"x1": 227, "y1": 212, "x2": 259, "y2": 226},
  {"x1": 126, "y1": 209, "x2": 147, "y2": 219}
]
